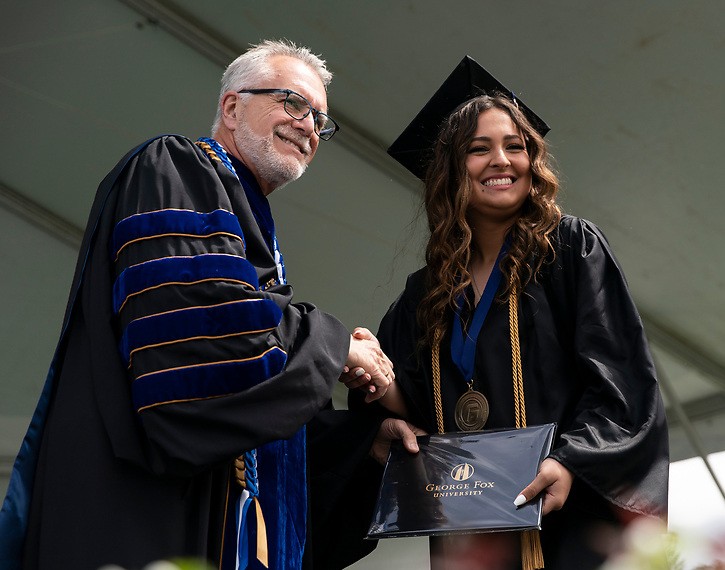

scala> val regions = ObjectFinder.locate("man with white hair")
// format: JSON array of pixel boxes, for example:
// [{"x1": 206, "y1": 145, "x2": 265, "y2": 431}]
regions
[{"x1": 0, "y1": 39, "x2": 409, "y2": 570}]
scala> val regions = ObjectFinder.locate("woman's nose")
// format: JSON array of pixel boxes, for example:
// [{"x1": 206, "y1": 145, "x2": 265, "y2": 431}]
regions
[{"x1": 490, "y1": 147, "x2": 510, "y2": 167}]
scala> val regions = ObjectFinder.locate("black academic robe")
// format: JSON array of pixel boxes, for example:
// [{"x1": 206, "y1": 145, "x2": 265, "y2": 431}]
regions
[
  {"x1": 7, "y1": 135, "x2": 375, "y2": 570},
  {"x1": 364, "y1": 215, "x2": 669, "y2": 569}
]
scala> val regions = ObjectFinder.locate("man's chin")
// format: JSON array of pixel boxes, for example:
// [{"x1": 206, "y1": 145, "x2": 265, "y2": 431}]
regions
[{"x1": 266, "y1": 162, "x2": 306, "y2": 191}]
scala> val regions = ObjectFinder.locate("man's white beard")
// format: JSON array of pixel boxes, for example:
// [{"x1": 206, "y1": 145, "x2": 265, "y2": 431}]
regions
[{"x1": 234, "y1": 122, "x2": 308, "y2": 191}]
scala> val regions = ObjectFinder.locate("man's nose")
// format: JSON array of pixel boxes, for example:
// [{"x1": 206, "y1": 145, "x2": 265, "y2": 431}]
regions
[{"x1": 291, "y1": 112, "x2": 315, "y2": 136}]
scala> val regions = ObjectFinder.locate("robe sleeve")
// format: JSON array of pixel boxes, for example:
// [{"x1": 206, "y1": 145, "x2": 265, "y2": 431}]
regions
[
  {"x1": 547, "y1": 216, "x2": 669, "y2": 518},
  {"x1": 105, "y1": 135, "x2": 349, "y2": 475}
]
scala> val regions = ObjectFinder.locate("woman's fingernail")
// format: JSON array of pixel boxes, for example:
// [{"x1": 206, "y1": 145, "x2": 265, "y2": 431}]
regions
[
  {"x1": 514, "y1": 494, "x2": 527, "y2": 507},
  {"x1": 354, "y1": 369, "x2": 365, "y2": 377}
]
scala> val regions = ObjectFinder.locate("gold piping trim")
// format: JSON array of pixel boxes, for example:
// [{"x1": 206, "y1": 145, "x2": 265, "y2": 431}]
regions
[
  {"x1": 121, "y1": 252, "x2": 246, "y2": 272},
  {"x1": 117, "y1": 278, "x2": 256, "y2": 313},
  {"x1": 136, "y1": 391, "x2": 232, "y2": 412},
  {"x1": 128, "y1": 298, "x2": 267, "y2": 324},
  {"x1": 134, "y1": 345, "x2": 286, "y2": 382},
  {"x1": 115, "y1": 231, "x2": 243, "y2": 261},
  {"x1": 118, "y1": 207, "x2": 231, "y2": 223},
  {"x1": 127, "y1": 328, "x2": 275, "y2": 368}
]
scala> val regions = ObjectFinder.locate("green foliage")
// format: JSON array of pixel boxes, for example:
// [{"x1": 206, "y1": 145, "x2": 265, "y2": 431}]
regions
[{"x1": 167, "y1": 559, "x2": 215, "y2": 570}]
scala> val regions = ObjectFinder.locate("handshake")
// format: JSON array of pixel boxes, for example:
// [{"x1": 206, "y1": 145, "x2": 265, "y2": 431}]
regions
[{"x1": 341, "y1": 327, "x2": 395, "y2": 404}]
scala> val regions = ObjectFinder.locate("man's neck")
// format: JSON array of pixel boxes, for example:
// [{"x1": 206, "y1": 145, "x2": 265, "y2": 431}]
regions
[{"x1": 211, "y1": 132, "x2": 274, "y2": 196}]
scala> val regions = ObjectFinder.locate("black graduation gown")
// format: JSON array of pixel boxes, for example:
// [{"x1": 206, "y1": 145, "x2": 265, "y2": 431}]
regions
[
  {"x1": 10, "y1": 135, "x2": 371, "y2": 570},
  {"x1": 367, "y1": 215, "x2": 669, "y2": 569}
]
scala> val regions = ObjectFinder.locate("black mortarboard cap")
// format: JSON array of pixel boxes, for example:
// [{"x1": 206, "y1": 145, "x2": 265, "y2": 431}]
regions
[{"x1": 387, "y1": 55, "x2": 550, "y2": 180}]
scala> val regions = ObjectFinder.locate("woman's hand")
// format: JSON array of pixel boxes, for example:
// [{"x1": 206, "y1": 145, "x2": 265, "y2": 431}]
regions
[{"x1": 514, "y1": 458, "x2": 574, "y2": 515}]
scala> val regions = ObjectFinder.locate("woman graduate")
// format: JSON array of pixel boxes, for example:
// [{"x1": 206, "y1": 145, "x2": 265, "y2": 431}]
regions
[{"x1": 348, "y1": 57, "x2": 669, "y2": 570}]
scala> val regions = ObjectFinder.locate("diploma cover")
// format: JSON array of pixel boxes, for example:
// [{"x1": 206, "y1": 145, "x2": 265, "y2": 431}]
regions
[{"x1": 367, "y1": 423, "x2": 557, "y2": 538}]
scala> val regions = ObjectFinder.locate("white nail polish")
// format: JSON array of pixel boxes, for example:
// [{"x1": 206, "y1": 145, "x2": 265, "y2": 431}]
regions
[{"x1": 513, "y1": 494, "x2": 527, "y2": 507}]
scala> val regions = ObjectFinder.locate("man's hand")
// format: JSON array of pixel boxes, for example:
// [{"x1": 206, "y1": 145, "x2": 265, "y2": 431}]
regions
[
  {"x1": 513, "y1": 458, "x2": 574, "y2": 515},
  {"x1": 370, "y1": 418, "x2": 426, "y2": 465},
  {"x1": 343, "y1": 327, "x2": 395, "y2": 403}
]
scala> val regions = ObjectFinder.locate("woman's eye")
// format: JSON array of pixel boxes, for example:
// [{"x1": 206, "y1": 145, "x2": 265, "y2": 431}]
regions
[
  {"x1": 508, "y1": 144, "x2": 526, "y2": 151},
  {"x1": 467, "y1": 146, "x2": 489, "y2": 154}
]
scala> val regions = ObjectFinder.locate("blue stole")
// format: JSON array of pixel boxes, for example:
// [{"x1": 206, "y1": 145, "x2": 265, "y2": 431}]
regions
[
  {"x1": 450, "y1": 245, "x2": 508, "y2": 383},
  {"x1": 229, "y1": 157, "x2": 286, "y2": 288},
  {"x1": 197, "y1": 138, "x2": 306, "y2": 570}
]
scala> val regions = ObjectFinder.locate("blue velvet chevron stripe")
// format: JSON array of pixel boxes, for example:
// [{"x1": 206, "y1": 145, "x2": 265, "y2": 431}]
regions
[
  {"x1": 113, "y1": 253, "x2": 258, "y2": 314},
  {"x1": 120, "y1": 299, "x2": 282, "y2": 365},
  {"x1": 111, "y1": 208, "x2": 246, "y2": 260},
  {"x1": 132, "y1": 346, "x2": 287, "y2": 412}
]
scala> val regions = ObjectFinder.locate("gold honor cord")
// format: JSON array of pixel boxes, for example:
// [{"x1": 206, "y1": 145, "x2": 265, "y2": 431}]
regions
[
  {"x1": 509, "y1": 282, "x2": 526, "y2": 430},
  {"x1": 431, "y1": 333, "x2": 445, "y2": 435},
  {"x1": 431, "y1": 282, "x2": 544, "y2": 570}
]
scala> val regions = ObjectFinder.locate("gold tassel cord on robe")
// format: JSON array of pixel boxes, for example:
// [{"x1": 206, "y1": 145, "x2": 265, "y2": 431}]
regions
[
  {"x1": 431, "y1": 330, "x2": 445, "y2": 435},
  {"x1": 430, "y1": 282, "x2": 544, "y2": 570},
  {"x1": 253, "y1": 496, "x2": 269, "y2": 568},
  {"x1": 509, "y1": 282, "x2": 544, "y2": 570}
]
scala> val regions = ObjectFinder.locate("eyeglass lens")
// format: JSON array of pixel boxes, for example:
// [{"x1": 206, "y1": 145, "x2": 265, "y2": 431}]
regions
[{"x1": 283, "y1": 92, "x2": 332, "y2": 136}]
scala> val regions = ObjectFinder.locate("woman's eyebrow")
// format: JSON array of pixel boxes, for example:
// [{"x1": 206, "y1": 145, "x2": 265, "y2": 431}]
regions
[{"x1": 469, "y1": 134, "x2": 523, "y2": 142}]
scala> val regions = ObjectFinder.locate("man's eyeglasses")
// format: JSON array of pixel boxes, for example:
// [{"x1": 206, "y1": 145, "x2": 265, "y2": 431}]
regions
[{"x1": 237, "y1": 88, "x2": 340, "y2": 141}]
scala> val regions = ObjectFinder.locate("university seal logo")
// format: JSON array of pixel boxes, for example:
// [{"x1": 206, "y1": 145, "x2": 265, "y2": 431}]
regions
[{"x1": 450, "y1": 463, "x2": 475, "y2": 481}]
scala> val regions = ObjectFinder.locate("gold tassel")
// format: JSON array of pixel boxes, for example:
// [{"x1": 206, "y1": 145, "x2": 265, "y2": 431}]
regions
[
  {"x1": 521, "y1": 529, "x2": 544, "y2": 570},
  {"x1": 253, "y1": 496, "x2": 269, "y2": 568}
]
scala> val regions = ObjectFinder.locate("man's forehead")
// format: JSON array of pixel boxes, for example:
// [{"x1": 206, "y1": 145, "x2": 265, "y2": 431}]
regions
[{"x1": 264, "y1": 55, "x2": 327, "y2": 110}]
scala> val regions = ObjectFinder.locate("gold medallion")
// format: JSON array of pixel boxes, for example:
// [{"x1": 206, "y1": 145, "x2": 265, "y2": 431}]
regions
[{"x1": 454, "y1": 385, "x2": 489, "y2": 431}]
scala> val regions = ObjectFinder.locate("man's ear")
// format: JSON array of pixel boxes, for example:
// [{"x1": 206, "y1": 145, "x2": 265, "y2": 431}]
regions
[{"x1": 220, "y1": 91, "x2": 239, "y2": 131}]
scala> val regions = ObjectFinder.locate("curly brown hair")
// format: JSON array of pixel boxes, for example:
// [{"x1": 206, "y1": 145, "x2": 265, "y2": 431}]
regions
[{"x1": 418, "y1": 94, "x2": 561, "y2": 348}]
